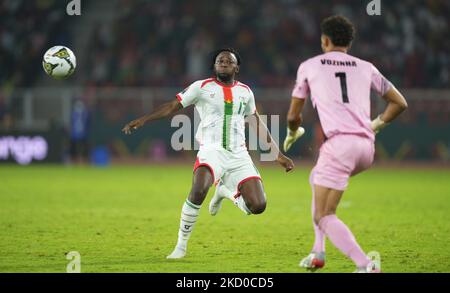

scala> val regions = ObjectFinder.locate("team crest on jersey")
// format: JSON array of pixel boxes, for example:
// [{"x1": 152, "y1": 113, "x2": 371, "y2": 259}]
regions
[{"x1": 210, "y1": 93, "x2": 215, "y2": 99}]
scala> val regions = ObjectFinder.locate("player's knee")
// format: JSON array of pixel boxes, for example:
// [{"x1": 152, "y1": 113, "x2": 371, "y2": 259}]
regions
[
  {"x1": 313, "y1": 214, "x2": 322, "y2": 226},
  {"x1": 190, "y1": 186, "x2": 209, "y2": 202},
  {"x1": 249, "y1": 199, "x2": 266, "y2": 215},
  {"x1": 314, "y1": 211, "x2": 336, "y2": 226}
]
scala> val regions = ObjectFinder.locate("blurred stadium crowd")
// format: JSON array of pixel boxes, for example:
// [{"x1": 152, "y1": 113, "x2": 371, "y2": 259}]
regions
[
  {"x1": 87, "y1": 0, "x2": 449, "y2": 88},
  {"x1": 0, "y1": 0, "x2": 449, "y2": 90},
  {"x1": 0, "y1": 0, "x2": 449, "y2": 163},
  {"x1": 86, "y1": 0, "x2": 449, "y2": 88},
  {"x1": 0, "y1": 0, "x2": 72, "y2": 90}
]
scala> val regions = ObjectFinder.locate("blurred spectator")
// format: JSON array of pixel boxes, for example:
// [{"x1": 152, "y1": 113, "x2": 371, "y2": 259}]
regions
[
  {"x1": 1, "y1": 0, "x2": 448, "y2": 90},
  {"x1": 70, "y1": 99, "x2": 90, "y2": 164},
  {"x1": 81, "y1": 0, "x2": 449, "y2": 89}
]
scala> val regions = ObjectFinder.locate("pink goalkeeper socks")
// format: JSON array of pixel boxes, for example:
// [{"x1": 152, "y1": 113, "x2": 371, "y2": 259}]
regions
[
  {"x1": 319, "y1": 214, "x2": 370, "y2": 268},
  {"x1": 310, "y1": 171, "x2": 325, "y2": 253},
  {"x1": 311, "y1": 195, "x2": 325, "y2": 253},
  {"x1": 312, "y1": 223, "x2": 325, "y2": 253}
]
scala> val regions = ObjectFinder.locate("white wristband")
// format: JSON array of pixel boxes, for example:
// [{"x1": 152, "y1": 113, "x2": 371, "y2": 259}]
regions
[{"x1": 371, "y1": 115, "x2": 388, "y2": 132}]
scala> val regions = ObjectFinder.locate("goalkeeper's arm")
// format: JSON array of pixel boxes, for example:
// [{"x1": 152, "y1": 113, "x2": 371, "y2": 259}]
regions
[
  {"x1": 372, "y1": 87, "x2": 408, "y2": 134},
  {"x1": 284, "y1": 97, "x2": 306, "y2": 152}
]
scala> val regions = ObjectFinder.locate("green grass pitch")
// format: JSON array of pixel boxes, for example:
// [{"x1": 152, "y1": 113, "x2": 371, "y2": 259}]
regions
[{"x1": 1, "y1": 164, "x2": 449, "y2": 272}]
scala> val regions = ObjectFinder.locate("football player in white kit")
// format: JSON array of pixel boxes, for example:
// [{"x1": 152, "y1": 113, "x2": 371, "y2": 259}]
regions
[{"x1": 122, "y1": 48, "x2": 294, "y2": 259}]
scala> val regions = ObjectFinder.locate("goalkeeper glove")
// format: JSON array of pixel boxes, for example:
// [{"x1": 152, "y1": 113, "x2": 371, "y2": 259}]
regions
[
  {"x1": 371, "y1": 115, "x2": 389, "y2": 134},
  {"x1": 283, "y1": 127, "x2": 305, "y2": 152}
]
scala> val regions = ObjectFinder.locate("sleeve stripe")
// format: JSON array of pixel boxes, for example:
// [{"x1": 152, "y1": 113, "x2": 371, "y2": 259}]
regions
[
  {"x1": 237, "y1": 83, "x2": 251, "y2": 93},
  {"x1": 176, "y1": 94, "x2": 182, "y2": 102}
]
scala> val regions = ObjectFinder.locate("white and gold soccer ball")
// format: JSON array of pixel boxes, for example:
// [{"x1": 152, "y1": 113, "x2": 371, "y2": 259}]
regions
[{"x1": 42, "y1": 46, "x2": 76, "y2": 79}]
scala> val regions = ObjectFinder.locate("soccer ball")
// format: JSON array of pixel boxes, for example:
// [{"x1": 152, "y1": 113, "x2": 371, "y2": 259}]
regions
[{"x1": 42, "y1": 46, "x2": 76, "y2": 79}]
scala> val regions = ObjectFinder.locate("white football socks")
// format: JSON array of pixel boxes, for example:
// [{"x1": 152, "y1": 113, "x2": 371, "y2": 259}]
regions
[
  {"x1": 217, "y1": 183, "x2": 251, "y2": 215},
  {"x1": 167, "y1": 199, "x2": 201, "y2": 259},
  {"x1": 234, "y1": 195, "x2": 252, "y2": 215}
]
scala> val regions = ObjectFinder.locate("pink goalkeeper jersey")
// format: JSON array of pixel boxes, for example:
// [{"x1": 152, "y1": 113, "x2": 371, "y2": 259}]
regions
[{"x1": 292, "y1": 51, "x2": 392, "y2": 141}]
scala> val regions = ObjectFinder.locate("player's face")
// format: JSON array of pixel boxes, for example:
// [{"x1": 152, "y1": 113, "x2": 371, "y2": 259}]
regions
[{"x1": 214, "y1": 52, "x2": 239, "y2": 81}]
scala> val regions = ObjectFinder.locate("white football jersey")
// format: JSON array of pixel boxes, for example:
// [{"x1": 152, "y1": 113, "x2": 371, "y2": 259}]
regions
[{"x1": 176, "y1": 77, "x2": 257, "y2": 152}]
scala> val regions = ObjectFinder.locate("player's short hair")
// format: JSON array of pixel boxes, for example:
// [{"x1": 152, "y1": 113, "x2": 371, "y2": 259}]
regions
[
  {"x1": 321, "y1": 15, "x2": 355, "y2": 47},
  {"x1": 211, "y1": 48, "x2": 241, "y2": 69}
]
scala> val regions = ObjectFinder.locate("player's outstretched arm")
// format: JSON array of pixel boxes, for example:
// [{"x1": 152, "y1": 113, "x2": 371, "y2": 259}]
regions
[
  {"x1": 284, "y1": 97, "x2": 306, "y2": 152},
  {"x1": 250, "y1": 112, "x2": 294, "y2": 172},
  {"x1": 122, "y1": 99, "x2": 183, "y2": 134},
  {"x1": 372, "y1": 87, "x2": 408, "y2": 133}
]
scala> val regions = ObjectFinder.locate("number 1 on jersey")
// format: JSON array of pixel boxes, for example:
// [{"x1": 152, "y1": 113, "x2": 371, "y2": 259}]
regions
[{"x1": 335, "y1": 72, "x2": 349, "y2": 103}]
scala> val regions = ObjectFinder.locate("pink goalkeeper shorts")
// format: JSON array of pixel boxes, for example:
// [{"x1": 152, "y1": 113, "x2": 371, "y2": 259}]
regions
[{"x1": 311, "y1": 134, "x2": 375, "y2": 191}]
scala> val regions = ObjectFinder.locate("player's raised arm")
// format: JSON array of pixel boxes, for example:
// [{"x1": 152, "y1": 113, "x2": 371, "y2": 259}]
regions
[
  {"x1": 371, "y1": 86, "x2": 408, "y2": 133},
  {"x1": 249, "y1": 111, "x2": 294, "y2": 172},
  {"x1": 122, "y1": 99, "x2": 183, "y2": 135}
]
